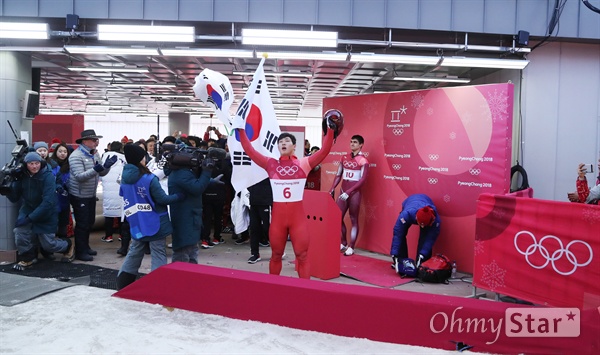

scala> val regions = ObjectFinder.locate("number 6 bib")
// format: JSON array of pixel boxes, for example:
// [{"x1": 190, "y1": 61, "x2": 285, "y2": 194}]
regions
[{"x1": 271, "y1": 178, "x2": 305, "y2": 202}]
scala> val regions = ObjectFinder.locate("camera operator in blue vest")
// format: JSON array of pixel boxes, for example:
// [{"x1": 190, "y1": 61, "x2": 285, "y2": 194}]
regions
[{"x1": 116, "y1": 144, "x2": 185, "y2": 290}]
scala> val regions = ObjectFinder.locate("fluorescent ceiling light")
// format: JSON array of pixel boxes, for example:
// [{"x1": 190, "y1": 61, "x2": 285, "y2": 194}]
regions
[
  {"x1": 161, "y1": 48, "x2": 254, "y2": 58},
  {"x1": 233, "y1": 71, "x2": 312, "y2": 77},
  {"x1": 265, "y1": 51, "x2": 346, "y2": 61},
  {"x1": 40, "y1": 92, "x2": 87, "y2": 97},
  {"x1": 64, "y1": 45, "x2": 159, "y2": 56},
  {"x1": 68, "y1": 66, "x2": 149, "y2": 73},
  {"x1": 0, "y1": 22, "x2": 48, "y2": 39},
  {"x1": 98, "y1": 24, "x2": 195, "y2": 42},
  {"x1": 269, "y1": 87, "x2": 307, "y2": 92},
  {"x1": 394, "y1": 76, "x2": 471, "y2": 83},
  {"x1": 140, "y1": 94, "x2": 192, "y2": 98},
  {"x1": 112, "y1": 83, "x2": 175, "y2": 88},
  {"x1": 0, "y1": 46, "x2": 62, "y2": 52},
  {"x1": 442, "y1": 56, "x2": 529, "y2": 69},
  {"x1": 242, "y1": 29, "x2": 337, "y2": 48}
]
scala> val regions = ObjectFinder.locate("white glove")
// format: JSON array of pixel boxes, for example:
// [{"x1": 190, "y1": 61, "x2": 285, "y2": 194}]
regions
[
  {"x1": 231, "y1": 114, "x2": 245, "y2": 130},
  {"x1": 339, "y1": 192, "x2": 349, "y2": 201}
]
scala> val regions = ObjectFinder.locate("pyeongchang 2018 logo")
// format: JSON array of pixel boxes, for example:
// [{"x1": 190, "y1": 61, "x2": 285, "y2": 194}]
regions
[
  {"x1": 430, "y1": 307, "x2": 580, "y2": 344},
  {"x1": 514, "y1": 231, "x2": 593, "y2": 276}
]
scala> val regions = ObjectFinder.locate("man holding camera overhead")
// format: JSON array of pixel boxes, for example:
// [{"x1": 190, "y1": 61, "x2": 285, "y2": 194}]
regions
[{"x1": 568, "y1": 160, "x2": 600, "y2": 204}]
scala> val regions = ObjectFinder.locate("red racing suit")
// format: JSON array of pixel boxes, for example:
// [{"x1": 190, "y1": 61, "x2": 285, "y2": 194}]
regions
[{"x1": 238, "y1": 129, "x2": 334, "y2": 278}]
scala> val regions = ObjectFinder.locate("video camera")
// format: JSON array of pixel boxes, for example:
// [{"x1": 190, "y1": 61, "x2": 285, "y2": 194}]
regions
[
  {"x1": 158, "y1": 143, "x2": 227, "y2": 171},
  {"x1": 0, "y1": 121, "x2": 29, "y2": 196}
]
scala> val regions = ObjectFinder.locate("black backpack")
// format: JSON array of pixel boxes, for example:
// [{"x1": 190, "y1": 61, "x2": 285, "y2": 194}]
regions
[{"x1": 417, "y1": 254, "x2": 452, "y2": 284}]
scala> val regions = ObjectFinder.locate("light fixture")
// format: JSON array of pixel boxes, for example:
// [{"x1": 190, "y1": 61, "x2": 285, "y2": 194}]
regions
[
  {"x1": 68, "y1": 66, "x2": 149, "y2": 73},
  {"x1": 64, "y1": 45, "x2": 159, "y2": 56},
  {"x1": 441, "y1": 56, "x2": 529, "y2": 69},
  {"x1": 233, "y1": 71, "x2": 312, "y2": 78},
  {"x1": 140, "y1": 94, "x2": 192, "y2": 98},
  {"x1": 0, "y1": 22, "x2": 48, "y2": 39},
  {"x1": 393, "y1": 76, "x2": 471, "y2": 83},
  {"x1": 112, "y1": 83, "x2": 176, "y2": 88},
  {"x1": 40, "y1": 92, "x2": 87, "y2": 97},
  {"x1": 160, "y1": 48, "x2": 254, "y2": 58},
  {"x1": 98, "y1": 24, "x2": 195, "y2": 42},
  {"x1": 242, "y1": 29, "x2": 338, "y2": 47},
  {"x1": 0, "y1": 46, "x2": 62, "y2": 52}
]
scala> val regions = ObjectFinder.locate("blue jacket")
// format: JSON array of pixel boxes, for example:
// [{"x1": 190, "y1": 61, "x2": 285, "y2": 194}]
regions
[
  {"x1": 167, "y1": 167, "x2": 211, "y2": 249},
  {"x1": 390, "y1": 194, "x2": 441, "y2": 256},
  {"x1": 120, "y1": 164, "x2": 179, "y2": 241},
  {"x1": 8, "y1": 162, "x2": 58, "y2": 234}
]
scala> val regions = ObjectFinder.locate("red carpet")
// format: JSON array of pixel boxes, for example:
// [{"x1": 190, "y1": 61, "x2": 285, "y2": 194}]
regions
[{"x1": 340, "y1": 254, "x2": 414, "y2": 288}]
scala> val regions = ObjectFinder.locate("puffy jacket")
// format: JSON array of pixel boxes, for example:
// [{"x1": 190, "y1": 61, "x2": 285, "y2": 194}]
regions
[
  {"x1": 121, "y1": 164, "x2": 179, "y2": 241},
  {"x1": 68, "y1": 145, "x2": 109, "y2": 198},
  {"x1": 100, "y1": 151, "x2": 126, "y2": 217},
  {"x1": 8, "y1": 162, "x2": 58, "y2": 234}
]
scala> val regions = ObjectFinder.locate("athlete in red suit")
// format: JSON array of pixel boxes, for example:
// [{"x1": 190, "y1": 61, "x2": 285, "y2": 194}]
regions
[
  {"x1": 233, "y1": 110, "x2": 342, "y2": 278},
  {"x1": 329, "y1": 135, "x2": 369, "y2": 256}
]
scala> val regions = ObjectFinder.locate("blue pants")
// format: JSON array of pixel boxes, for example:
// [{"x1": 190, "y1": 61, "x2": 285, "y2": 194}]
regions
[
  {"x1": 14, "y1": 225, "x2": 68, "y2": 261},
  {"x1": 118, "y1": 238, "x2": 167, "y2": 276},
  {"x1": 172, "y1": 244, "x2": 199, "y2": 264}
]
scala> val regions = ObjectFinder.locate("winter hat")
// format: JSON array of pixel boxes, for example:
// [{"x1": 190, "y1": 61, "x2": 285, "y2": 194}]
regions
[
  {"x1": 33, "y1": 141, "x2": 48, "y2": 151},
  {"x1": 50, "y1": 138, "x2": 61, "y2": 152},
  {"x1": 121, "y1": 136, "x2": 129, "y2": 144},
  {"x1": 124, "y1": 144, "x2": 146, "y2": 164},
  {"x1": 416, "y1": 206, "x2": 435, "y2": 226},
  {"x1": 24, "y1": 152, "x2": 43, "y2": 163},
  {"x1": 76, "y1": 129, "x2": 103, "y2": 144}
]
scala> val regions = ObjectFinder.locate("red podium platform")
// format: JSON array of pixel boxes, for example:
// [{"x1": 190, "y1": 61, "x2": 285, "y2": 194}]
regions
[{"x1": 303, "y1": 190, "x2": 341, "y2": 280}]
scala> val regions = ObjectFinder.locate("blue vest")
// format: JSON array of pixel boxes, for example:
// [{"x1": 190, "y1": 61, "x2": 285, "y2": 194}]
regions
[{"x1": 120, "y1": 173, "x2": 164, "y2": 240}]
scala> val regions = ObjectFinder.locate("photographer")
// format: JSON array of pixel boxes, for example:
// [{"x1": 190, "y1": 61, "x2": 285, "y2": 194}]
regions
[
  {"x1": 203, "y1": 126, "x2": 227, "y2": 149},
  {"x1": 167, "y1": 146, "x2": 216, "y2": 263},
  {"x1": 568, "y1": 160, "x2": 600, "y2": 204},
  {"x1": 7, "y1": 152, "x2": 75, "y2": 270}
]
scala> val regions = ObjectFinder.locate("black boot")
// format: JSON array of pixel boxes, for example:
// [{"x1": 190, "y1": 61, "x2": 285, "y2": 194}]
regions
[
  {"x1": 118, "y1": 220, "x2": 131, "y2": 256},
  {"x1": 116, "y1": 272, "x2": 138, "y2": 290}
]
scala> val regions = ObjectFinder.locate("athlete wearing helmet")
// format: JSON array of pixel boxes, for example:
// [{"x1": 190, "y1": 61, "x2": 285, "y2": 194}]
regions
[{"x1": 232, "y1": 109, "x2": 343, "y2": 278}]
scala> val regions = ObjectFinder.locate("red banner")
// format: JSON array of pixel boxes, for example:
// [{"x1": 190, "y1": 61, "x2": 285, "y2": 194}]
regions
[
  {"x1": 474, "y1": 193, "x2": 600, "y2": 309},
  {"x1": 322, "y1": 84, "x2": 513, "y2": 272}
]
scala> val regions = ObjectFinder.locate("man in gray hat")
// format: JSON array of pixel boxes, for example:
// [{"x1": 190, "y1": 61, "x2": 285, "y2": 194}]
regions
[{"x1": 68, "y1": 129, "x2": 117, "y2": 261}]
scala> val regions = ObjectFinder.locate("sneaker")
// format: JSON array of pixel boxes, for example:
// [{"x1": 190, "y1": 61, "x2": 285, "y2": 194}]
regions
[
  {"x1": 117, "y1": 235, "x2": 122, "y2": 241},
  {"x1": 340, "y1": 244, "x2": 348, "y2": 253},
  {"x1": 61, "y1": 238, "x2": 75, "y2": 263},
  {"x1": 235, "y1": 237, "x2": 249, "y2": 245},
  {"x1": 167, "y1": 243, "x2": 173, "y2": 248},
  {"x1": 259, "y1": 240, "x2": 270, "y2": 247},
  {"x1": 102, "y1": 235, "x2": 113, "y2": 243},
  {"x1": 12, "y1": 259, "x2": 38, "y2": 271},
  {"x1": 248, "y1": 255, "x2": 261, "y2": 264},
  {"x1": 201, "y1": 240, "x2": 214, "y2": 249},
  {"x1": 212, "y1": 238, "x2": 225, "y2": 245},
  {"x1": 344, "y1": 247, "x2": 354, "y2": 256},
  {"x1": 222, "y1": 226, "x2": 233, "y2": 233}
]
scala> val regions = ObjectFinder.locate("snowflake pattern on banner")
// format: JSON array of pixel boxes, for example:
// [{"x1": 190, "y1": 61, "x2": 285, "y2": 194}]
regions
[
  {"x1": 411, "y1": 92, "x2": 425, "y2": 109},
  {"x1": 486, "y1": 89, "x2": 509, "y2": 122},
  {"x1": 427, "y1": 107, "x2": 434, "y2": 116},
  {"x1": 473, "y1": 239, "x2": 485, "y2": 255},
  {"x1": 461, "y1": 111, "x2": 473, "y2": 125},
  {"x1": 481, "y1": 260, "x2": 507, "y2": 291},
  {"x1": 582, "y1": 206, "x2": 600, "y2": 224},
  {"x1": 449, "y1": 132, "x2": 456, "y2": 140},
  {"x1": 443, "y1": 194, "x2": 451, "y2": 203},
  {"x1": 364, "y1": 201, "x2": 378, "y2": 222},
  {"x1": 492, "y1": 207, "x2": 507, "y2": 220},
  {"x1": 386, "y1": 199, "x2": 395, "y2": 208},
  {"x1": 362, "y1": 100, "x2": 379, "y2": 120}
]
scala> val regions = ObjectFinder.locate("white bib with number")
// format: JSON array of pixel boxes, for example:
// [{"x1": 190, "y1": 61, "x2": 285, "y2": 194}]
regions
[
  {"x1": 124, "y1": 203, "x2": 152, "y2": 217},
  {"x1": 270, "y1": 178, "x2": 305, "y2": 202},
  {"x1": 343, "y1": 169, "x2": 361, "y2": 181}
]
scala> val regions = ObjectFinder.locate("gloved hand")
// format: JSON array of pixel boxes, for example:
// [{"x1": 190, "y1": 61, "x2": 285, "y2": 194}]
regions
[
  {"x1": 56, "y1": 186, "x2": 68, "y2": 196},
  {"x1": 416, "y1": 254, "x2": 425, "y2": 268},
  {"x1": 211, "y1": 174, "x2": 225, "y2": 185},
  {"x1": 202, "y1": 157, "x2": 216, "y2": 170},
  {"x1": 93, "y1": 163, "x2": 105, "y2": 173},
  {"x1": 231, "y1": 114, "x2": 245, "y2": 130},
  {"x1": 104, "y1": 155, "x2": 118, "y2": 169},
  {"x1": 175, "y1": 192, "x2": 186, "y2": 201},
  {"x1": 15, "y1": 216, "x2": 31, "y2": 227},
  {"x1": 339, "y1": 192, "x2": 349, "y2": 201}
]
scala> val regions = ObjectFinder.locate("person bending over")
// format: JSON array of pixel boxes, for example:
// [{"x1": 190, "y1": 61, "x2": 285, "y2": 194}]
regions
[
  {"x1": 232, "y1": 109, "x2": 343, "y2": 278},
  {"x1": 390, "y1": 194, "x2": 441, "y2": 270},
  {"x1": 329, "y1": 135, "x2": 369, "y2": 256}
]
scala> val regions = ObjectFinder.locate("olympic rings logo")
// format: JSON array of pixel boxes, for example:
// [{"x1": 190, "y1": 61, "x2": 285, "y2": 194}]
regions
[
  {"x1": 275, "y1": 165, "x2": 299, "y2": 176},
  {"x1": 428, "y1": 154, "x2": 439, "y2": 161},
  {"x1": 392, "y1": 164, "x2": 401, "y2": 170},
  {"x1": 514, "y1": 231, "x2": 593, "y2": 276},
  {"x1": 392, "y1": 128, "x2": 404, "y2": 135},
  {"x1": 427, "y1": 178, "x2": 438, "y2": 184},
  {"x1": 344, "y1": 161, "x2": 358, "y2": 169},
  {"x1": 333, "y1": 161, "x2": 340, "y2": 166},
  {"x1": 363, "y1": 152, "x2": 369, "y2": 157},
  {"x1": 469, "y1": 168, "x2": 481, "y2": 175}
]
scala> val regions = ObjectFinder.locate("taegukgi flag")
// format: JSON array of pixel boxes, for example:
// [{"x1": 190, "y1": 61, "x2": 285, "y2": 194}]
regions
[
  {"x1": 193, "y1": 68, "x2": 234, "y2": 125},
  {"x1": 228, "y1": 56, "x2": 281, "y2": 193}
]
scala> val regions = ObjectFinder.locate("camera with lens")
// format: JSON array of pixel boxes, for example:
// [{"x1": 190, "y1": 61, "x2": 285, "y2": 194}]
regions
[
  {"x1": 158, "y1": 143, "x2": 227, "y2": 172},
  {"x1": 0, "y1": 138, "x2": 28, "y2": 196}
]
